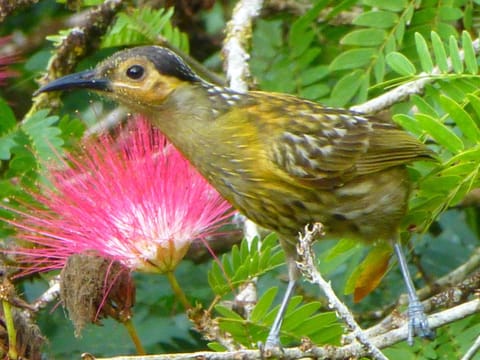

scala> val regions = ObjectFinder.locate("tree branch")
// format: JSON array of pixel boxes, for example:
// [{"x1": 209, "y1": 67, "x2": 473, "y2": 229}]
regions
[
  {"x1": 223, "y1": 0, "x2": 264, "y2": 93},
  {"x1": 28, "y1": 0, "x2": 125, "y2": 117}
]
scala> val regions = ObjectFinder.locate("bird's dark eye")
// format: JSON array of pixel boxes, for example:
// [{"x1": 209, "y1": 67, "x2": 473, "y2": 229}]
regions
[{"x1": 126, "y1": 65, "x2": 145, "y2": 80}]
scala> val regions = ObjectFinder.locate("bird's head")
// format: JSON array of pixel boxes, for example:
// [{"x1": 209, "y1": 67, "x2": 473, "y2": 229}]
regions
[{"x1": 35, "y1": 46, "x2": 201, "y2": 112}]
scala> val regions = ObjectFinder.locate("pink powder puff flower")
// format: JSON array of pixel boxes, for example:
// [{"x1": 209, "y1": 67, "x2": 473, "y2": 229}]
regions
[{"x1": 6, "y1": 116, "x2": 233, "y2": 275}]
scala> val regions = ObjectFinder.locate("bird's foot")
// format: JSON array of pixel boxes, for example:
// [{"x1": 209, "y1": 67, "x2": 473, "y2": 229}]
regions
[
  {"x1": 407, "y1": 299, "x2": 435, "y2": 345},
  {"x1": 258, "y1": 334, "x2": 284, "y2": 358},
  {"x1": 265, "y1": 333, "x2": 282, "y2": 350}
]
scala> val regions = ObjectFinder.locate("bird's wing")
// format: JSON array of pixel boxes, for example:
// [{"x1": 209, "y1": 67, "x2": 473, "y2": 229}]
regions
[
  {"x1": 246, "y1": 92, "x2": 371, "y2": 182},
  {"x1": 245, "y1": 92, "x2": 432, "y2": 186}
]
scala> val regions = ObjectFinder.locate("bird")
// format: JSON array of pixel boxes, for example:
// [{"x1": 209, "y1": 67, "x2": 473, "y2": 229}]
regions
[{"x1": 35, "y1": 45, "x2": 435, "y2": 348}]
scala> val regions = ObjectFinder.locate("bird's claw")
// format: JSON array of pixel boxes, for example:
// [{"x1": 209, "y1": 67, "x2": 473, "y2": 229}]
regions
[{"x1": 407, "y1": 300, "x2": 435, "y2": 345}]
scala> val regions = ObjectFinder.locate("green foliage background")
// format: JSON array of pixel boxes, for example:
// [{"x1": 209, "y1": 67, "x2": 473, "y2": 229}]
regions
[{"x1": 1, "y1": 0, "x2": 480, "y2": 358}]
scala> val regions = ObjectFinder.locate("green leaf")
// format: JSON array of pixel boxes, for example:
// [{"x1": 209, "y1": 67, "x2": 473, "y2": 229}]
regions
[
  {"x1": 250, "y1": 287, "x2": 278, "y2": 322},
  {"x1": 415, "y1": 32, "x2": 433, "y2": 73},
  {"x1": 215, "y1": 305, "x2": 244, "y2": 320},
  {"x1": 461, "y1": 31, "x2": 478, "y2": 74},
  {"x1": 393, "y1": 114, "x2": 424, "y2": 136},
  {"x1": 447, "y1": 147, "x2": 480, "y2": 165},
  {"x1": 403, "y1": 2, "x2": 415, "y2": 23},
  {"x1": 437, "y1": 22, "x2": 459, "y2": 40},
  {"x1": 289, "y1": 30, "x2": 316, "y2": 58},
  {"x1": 282, "y1": 302, "x2": 322, "y2": 331},
  {"x1": 289, "y1": 0, "x2": 327, "y2": 34},
  {"x1": 8, "y1": 131, "x2": 38, "y2": 178},
  {"x1": 440, "y1": 79, "x2": 473, "y2": 103},
  {"x1": 295, "y1": 48, "x2": 322, "y2": 69},
  {"x1": 438, "y1": 7, "x2": 463, "y2": 21},
  {"x1": 207, "y1": 342, "x2": 227, "y2": 352},
  {"x1": 356, "y1": 75, "x2": 369, "y2": 104},
  {"x1": 385, "y1": 33, "x2": 397, "y2": 54},
  {"x1": 442, "y1": 163, "x2": 477, "y2": 178},
  {"x1": 353, "y1": 10, "x2": 399, "y2": 28},
  {"x1": 299, "y1": 83, "x2": 330, "y2": 100},
  {"x1": 0, "y1": 98, "x2": 18, "y2": 160},
  {"x1": 21, "y1": 109, "x2": 63, "y2": 163},
  {"x1": 394, "y1": 17, "x2": 406, "y2": 43},
  {"x1": 373, "y1": 53, "x2": 386, "y2": 82},
  {"x1": 464, "y1": 1, "x2": 474, "y2": 29},
  {"x1": 309, "y1": 323, "x2": 344, "y2": 345},
  {"x1": 297, "y1": 65, "x2": 329, "y2": 87},
  {"x1": 431, "y1": 31, "x2": 449, "y2": 73},
  {"x1": 341, "y1": 29, "x2": 386, "y2": 46},
  {"x1": 329, "y1": 48, "x2": 375, "y2": 71},
  {"x1": 208, "y1": 235, "x2": 284, "y2": 296},
  {"x1": 363, "y1": 0, "x2": 407, "y2": 12},
  {"x1": 415, "y1": 113, "x2": 464, "y2": 153},
  {"x1": 411, "y1": 94, "x2": 438, "y2": 118},
  {"x1": 0, "y1": 98, "x2": 16, "y2": 132},
  {"x1": 325, "y1": 238, "x2": 358, "y2": 260},
  {"x1": 294, "y1": 312, "x2": 338, "y2": 336},
  {"x1": 0, "y1": 131, "x2": 17, "y2": 161},
  {"x1": 449, "y1": 36, "x2": 463, "y2": 74},
  {"x1": 386, "y1": 52, "x2": 416, "y2": 76},
  {"x1": 231, "y1": 244, "x2": 241, "y2": 270},
  {"x1": 466, "y1": 94, "x2": 480, "y2": 124},
  {"x1": 288, "y1": 2, "x2": 325, "y2": 58},
  {"x1": 101, "y1": 7, "x2": 189, "y2": 52},
  {"x1": 57, "y1": 115, "x2": 86, "y2": 149},
  {"x1": 439, "y1": 95, "x2": 480, "y2": 142},
  {"x1": 208, "y1": 260, "x2": 226, "y2": 292},
  {"x1": 329, "y1": 70, "x2": 364, "y2": 107},
  {"x1": 421, "y1": 175, "x2": 463, "y2": 194}
]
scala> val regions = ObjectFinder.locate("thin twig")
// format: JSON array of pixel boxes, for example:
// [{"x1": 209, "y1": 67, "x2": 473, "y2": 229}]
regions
[
  {"x1": 123, "y1": 318, "x2": 146, "y2": 355},
  {"x1": 295, "y1": 223, "x2": 388, "y2": 360},
  {"x1": 2, "y1": 300, "x2": 18, "y2": 359},
  {"x1": 31, "y1": 276, "x2": 61, "y2": 311},
  {"x1": 166, "y1": 272, "x2": 192, "y2": 311}
]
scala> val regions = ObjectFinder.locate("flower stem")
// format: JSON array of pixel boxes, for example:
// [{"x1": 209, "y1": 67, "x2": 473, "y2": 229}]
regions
[
  {"x1": 123, "y1": 318, "x2": 146, "y2": 355},
  {"x1": 166, "y1": 271, "x2": 192, "y2": 310},
  {"x1": 2, "y1": 300, "x2": 18, "y2": 360}
]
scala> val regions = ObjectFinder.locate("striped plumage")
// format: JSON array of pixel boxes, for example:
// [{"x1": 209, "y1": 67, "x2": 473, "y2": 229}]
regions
[{"x1": 155, "y1": 87, "x2": 431, "y2": 246}]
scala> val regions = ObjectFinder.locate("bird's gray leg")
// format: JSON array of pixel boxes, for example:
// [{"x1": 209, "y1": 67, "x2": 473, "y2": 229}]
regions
[
  {"x1": 265, "y1": 279, "x2": 296, "y2": 348},
  {"x1": 265, "y1": 245, "x2": 298, "y2": 349},
  {"x1": 394, "y1": 242, "x2": 435, "y2": 345}
]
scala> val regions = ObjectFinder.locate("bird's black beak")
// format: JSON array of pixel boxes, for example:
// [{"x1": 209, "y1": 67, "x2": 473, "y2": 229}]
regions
[{"x1": 34, "y1": 69, "x2": 111, "y2": 96}]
